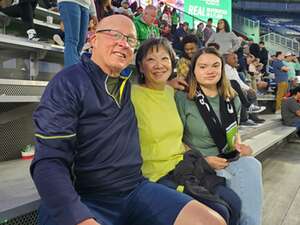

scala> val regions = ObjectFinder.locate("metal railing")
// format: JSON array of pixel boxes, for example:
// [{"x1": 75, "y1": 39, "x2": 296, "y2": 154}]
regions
[
  {"x1": 233, "y1": 14, "x2": 300, "y2": 54},
  {"x1": 261, "y1": 32, "x2": 300, "y2": 54},
  {"x1": 232, "y1": 14, "x2": 260, "y2": 42}
]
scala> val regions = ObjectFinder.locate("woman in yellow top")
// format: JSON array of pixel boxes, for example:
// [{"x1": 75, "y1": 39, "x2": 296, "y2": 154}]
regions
[
  {"x1": 131, "y1": 39, "x2": 184, "y2": 182},
  {"x1": 131, "y1": 38, "x2": 241, "y2": 225}
]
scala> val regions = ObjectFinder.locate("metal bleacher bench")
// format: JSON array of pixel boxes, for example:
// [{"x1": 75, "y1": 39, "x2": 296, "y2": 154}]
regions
[
  {"x1": 0, "y1": 7, "x2": 60, "y2": 34},
  {"x1": 243, "y1": 126, "x2": 297, "y2": 156},
  {"x1": 240, "y1": 114, "x2": 297, "y2": 156},
  {"x1": 35, "y1": 5, "x2": 60, "y2": 24},
  {"x1": 257, "y1": 94, "x2": 275, "y2": 101},
  {"x1": 0, "y1": 33, "x2": 63, "y2": 80}
]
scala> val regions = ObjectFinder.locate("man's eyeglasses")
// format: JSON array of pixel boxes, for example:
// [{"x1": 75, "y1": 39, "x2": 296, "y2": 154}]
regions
[{"x1": 96, "y1": 29, "x2": 139, "y2": 48}]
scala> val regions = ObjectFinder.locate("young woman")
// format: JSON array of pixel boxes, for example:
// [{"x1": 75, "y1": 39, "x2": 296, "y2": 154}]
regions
[
  {"x1": 206, "y1": 19, "x2": 240, "y2": 55},
  {"x1": 131, "y1": 38, "x2": 241, "y2": 225},
  {"x1": 175, "y1": 47, "x2": 263, "y2": 225}
]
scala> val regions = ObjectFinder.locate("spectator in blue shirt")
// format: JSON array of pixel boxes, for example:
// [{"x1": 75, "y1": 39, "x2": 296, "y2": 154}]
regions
[{"x1": 272, "y1": 51, "x2": 289, "y2": 113}]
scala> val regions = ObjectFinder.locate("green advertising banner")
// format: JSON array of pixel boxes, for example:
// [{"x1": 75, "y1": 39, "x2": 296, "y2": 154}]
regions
[{"x1": 183, "y1": 0, "x2": 232, "y2": 28}]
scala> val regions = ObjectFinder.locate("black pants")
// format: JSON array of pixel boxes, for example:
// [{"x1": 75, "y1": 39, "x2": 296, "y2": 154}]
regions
[
  {"x1": 230, "y1": 80, "x2": 258, "y2": 122},
  {"x1": 230, "y1": 80, "x2": 251, "y2": 108},
  {"x1": 38, "y1": 0, "x2": 55, "y2": 9},
  {"x1": 0, "y1": 1, "x2": 36, "y2": 30}
]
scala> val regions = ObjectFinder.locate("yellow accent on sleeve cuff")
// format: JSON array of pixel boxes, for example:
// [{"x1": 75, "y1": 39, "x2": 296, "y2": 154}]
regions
[{"x1": 35, "y1": 133, "x2": 76, "y2": 139}]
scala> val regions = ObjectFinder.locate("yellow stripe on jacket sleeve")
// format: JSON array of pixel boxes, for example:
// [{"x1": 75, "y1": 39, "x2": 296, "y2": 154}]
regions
[{"x1": 35, "y1": 133, "x2": 76, "y2": 139}]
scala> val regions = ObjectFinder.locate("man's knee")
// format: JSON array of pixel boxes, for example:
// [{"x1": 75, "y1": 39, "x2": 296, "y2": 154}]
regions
[{"x1": 174, "y1": 200, "x2": 227, "y2": 225}]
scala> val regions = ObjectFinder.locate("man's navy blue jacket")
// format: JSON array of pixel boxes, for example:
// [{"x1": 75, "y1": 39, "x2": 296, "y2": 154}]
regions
[{"x1": 30, "y1": 55, "x2": 144, "y2": 225}]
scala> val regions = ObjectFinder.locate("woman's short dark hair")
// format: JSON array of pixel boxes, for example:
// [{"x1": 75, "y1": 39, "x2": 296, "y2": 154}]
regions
[
  {"x1": 216, "y1": 19, "x2": 230, "y2": 33},
  {"x1": 135, "y1": 37, "x2": 176, "y2": 84}
]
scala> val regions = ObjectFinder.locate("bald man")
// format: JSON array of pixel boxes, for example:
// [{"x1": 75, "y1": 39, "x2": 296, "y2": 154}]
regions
[{"x1": 31, "y1": 15, "x2": 226, "y2": 225}]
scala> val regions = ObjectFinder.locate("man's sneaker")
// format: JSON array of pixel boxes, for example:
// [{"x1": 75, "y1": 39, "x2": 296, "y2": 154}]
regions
[
  {"x1": 53, "y1": 34, "x2": 64, "y2": 46},
  {"x1": 27, "y1": 29, "x2": 39, "y2": 41},
  {"x1": 240, "y1": 119, "x2": 257, "y2": 126},
  {"x1": 247, "y1": 104, "x2": 266, "y2": 114}
]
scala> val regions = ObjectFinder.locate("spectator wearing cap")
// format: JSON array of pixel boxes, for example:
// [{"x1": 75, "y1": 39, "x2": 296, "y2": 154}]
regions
[
  {"x1": 272, "y1": 51, "x2": 290, "y2": 113},
  {"x1": 133, "y1": 5, "x2": 160, "y2": 43},
  {"x1": 116, "y1": 0, "x2": 133, "y2": 16},
  {"x1": 281, "y1": 86, "x2": 300, "y2": 137}
]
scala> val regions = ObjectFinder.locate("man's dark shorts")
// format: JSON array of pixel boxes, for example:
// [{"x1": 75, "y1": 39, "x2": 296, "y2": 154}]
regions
[{"x1": 38, "y1": 180, "x2": 193, "y2": 225}]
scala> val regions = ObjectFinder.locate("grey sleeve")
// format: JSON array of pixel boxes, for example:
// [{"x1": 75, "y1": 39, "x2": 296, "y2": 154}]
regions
[
  {"x1": 287, "y1": 100, "x2": 300, "y2": 114},
  {"x1": 231, "y1": 32, "x2": 241, "y2": 52},
  {"x1": 205, "y1": 33, "x2": 215, "y2": 46}
]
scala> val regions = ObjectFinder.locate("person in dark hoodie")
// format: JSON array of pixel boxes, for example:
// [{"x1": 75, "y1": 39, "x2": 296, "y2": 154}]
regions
[{"x1": 31, "y1": 14, "x2": 227, "y2": 225}]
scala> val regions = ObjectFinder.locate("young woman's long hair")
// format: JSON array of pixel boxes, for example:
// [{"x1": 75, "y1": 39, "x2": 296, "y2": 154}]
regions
[
  {"x1": 187, "y1": 47, "x2": 236, "y2": 100},
  {"x1": 216, "y1": 19, "x2": 230, "y2": 33}
]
